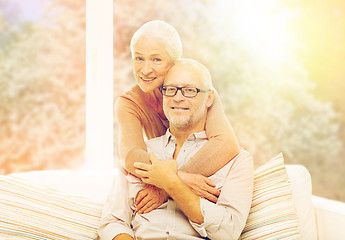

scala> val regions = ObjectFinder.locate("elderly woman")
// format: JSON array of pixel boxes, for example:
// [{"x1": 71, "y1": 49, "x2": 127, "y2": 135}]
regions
[{"x1": 116, "y1": 20, "x2": 240, "y2": 213}]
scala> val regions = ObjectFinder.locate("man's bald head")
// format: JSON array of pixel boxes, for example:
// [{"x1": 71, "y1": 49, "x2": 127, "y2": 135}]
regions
[{"x1": 166, "y1": 59, "x2": 213, "y2": 90}]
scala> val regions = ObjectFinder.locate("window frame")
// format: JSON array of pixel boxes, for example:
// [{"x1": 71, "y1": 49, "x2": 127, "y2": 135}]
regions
[{"x1": 85, "y1": 0, "x2": 114, "y2": 170}]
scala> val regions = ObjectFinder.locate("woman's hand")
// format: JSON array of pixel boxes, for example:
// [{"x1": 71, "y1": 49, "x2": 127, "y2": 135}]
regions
[
  {"x1": 178, "y1": 171, "x2": 220, "y2": 203},
  {"x1": 135, "y1": 152, "x2": 220, "y2": 203},
  {"x1": 135, "y1": 184, "x2": 169, "y2": 214}
]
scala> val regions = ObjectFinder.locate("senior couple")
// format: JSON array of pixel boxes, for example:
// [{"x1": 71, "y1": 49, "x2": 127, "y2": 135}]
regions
[{"x1": 98, "y1": 20, "x2": 254, "y2": 240}]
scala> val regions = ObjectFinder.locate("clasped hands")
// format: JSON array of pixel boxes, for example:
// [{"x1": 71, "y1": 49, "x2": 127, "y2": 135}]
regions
[{"x1": 134, "y1": 152, "x2": 220, "y2": 214}]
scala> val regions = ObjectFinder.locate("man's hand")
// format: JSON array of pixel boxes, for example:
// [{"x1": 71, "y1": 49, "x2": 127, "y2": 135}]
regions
[
  {"x1": 134, "y1": 152, "x2": 178, "y2": 189},
  {"x1": 135, "y1": 153, "x2": 204, "y2": 225},
  {"x1": 178, "y1": 171, "x2": 220, "y2": 203},
  {"x1": 135, "y1": 184, "x2": 169, "y2": 214}
]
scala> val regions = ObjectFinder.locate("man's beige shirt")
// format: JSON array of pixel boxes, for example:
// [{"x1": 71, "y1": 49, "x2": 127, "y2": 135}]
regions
[{"x1": 98, "y1": 130, "x2": 254, "y2": 240}]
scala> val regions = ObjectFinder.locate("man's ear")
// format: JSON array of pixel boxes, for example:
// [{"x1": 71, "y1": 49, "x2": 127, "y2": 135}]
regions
[{"x1": 206, "y1": 89, "x2": 214, "y2": 108}]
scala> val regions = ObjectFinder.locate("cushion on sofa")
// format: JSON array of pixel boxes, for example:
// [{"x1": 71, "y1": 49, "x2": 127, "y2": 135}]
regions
[
  {"x1": 240, "y1": 153, "x2": 301, "y2": 239},
  {"x1": 286, "y1": 165, "x2": 318, "y2": 239},
  {"x1": 0, "y1": 175, "x2": 103, "y2": 240}
]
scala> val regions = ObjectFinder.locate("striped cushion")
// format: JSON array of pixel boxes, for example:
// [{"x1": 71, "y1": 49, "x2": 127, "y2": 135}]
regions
[
  {"x1": 240, "y1": 153, "x2": 301, "y2": 239},
  {"x1": 0, "y1": 176, "x2": 103, "y2": 239}
]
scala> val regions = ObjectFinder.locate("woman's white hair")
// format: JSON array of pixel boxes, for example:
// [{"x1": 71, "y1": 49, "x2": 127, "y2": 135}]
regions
[{"x1": 130, "y1": 20, "x2": 182, "y2": 62}]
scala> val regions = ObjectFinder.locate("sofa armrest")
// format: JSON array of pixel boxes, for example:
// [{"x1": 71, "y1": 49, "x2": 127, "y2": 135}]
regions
[{"x1": 312, "y1": 195, "x2": 345, "y2": 240}]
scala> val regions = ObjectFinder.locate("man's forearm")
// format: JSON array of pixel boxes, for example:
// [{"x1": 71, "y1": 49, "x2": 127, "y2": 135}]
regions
[
  {"x1": 164, "y1": 175, "x2": 204, "y2": 224},
  {"x1": 123, "y1": 148, "x2": 151, "y2": 176}
]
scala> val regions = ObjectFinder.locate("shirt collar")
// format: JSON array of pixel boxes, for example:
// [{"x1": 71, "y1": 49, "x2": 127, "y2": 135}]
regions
[{"x1": 163, "y1": 129, "x2": 208, "y2": 147}]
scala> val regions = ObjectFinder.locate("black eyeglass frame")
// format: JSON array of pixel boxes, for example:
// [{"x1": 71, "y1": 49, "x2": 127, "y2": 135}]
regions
[{"x1": 160, "y1": 85, "x2": 209, "y2": 98}]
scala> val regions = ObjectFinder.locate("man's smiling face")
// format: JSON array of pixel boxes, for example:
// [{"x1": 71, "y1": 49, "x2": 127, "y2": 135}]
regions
[{"x1": 163, "y1": 62, "x2": 212, "y2": 131}]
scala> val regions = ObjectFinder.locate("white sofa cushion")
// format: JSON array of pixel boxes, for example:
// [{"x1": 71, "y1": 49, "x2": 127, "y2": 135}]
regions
[
  {"x1": 240, "y1": 153, "x2": 301, "y2": 239},
  {"x1": 312, "y1": 195, "x2": 345, "y2": 239},
  {"x1": 286, "y1": 165, "x2": 318, "y2": 239}
]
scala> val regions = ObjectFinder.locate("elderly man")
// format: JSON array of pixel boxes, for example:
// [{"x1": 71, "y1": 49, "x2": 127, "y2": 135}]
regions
[{"x1": 98, "y1": 59, "x2": 254, "y2": 240}]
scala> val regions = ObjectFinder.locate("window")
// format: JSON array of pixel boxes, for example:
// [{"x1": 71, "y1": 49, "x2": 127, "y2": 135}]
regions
[{"x1": 0, "y1": 0, "x2": 113, "y2": 173}]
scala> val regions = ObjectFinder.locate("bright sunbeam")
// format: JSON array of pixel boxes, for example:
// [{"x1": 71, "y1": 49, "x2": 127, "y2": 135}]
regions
[{"x1": 215, "y1": 0, "x2": 293, "y2": 64}]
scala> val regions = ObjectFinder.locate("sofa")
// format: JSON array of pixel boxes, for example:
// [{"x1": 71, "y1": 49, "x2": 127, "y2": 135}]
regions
[{"x1": 1, "y1": 154, "x2": 345, "y2": 239}]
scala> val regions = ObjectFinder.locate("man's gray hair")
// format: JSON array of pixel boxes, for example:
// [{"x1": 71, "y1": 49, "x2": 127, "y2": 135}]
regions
[{"x1": 130, "y1": 20, "x2": 182, "y2": 62}]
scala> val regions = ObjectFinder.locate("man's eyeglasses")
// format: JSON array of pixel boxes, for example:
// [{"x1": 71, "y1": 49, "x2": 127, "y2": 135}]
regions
[{"x1": 161, "y1": 86, "x2": 208, "y2": 98}]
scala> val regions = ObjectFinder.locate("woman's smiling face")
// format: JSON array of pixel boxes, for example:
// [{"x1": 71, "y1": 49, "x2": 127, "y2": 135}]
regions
[{"x1": 132, "y1": 37, "x2": 174, "y2": 93}]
